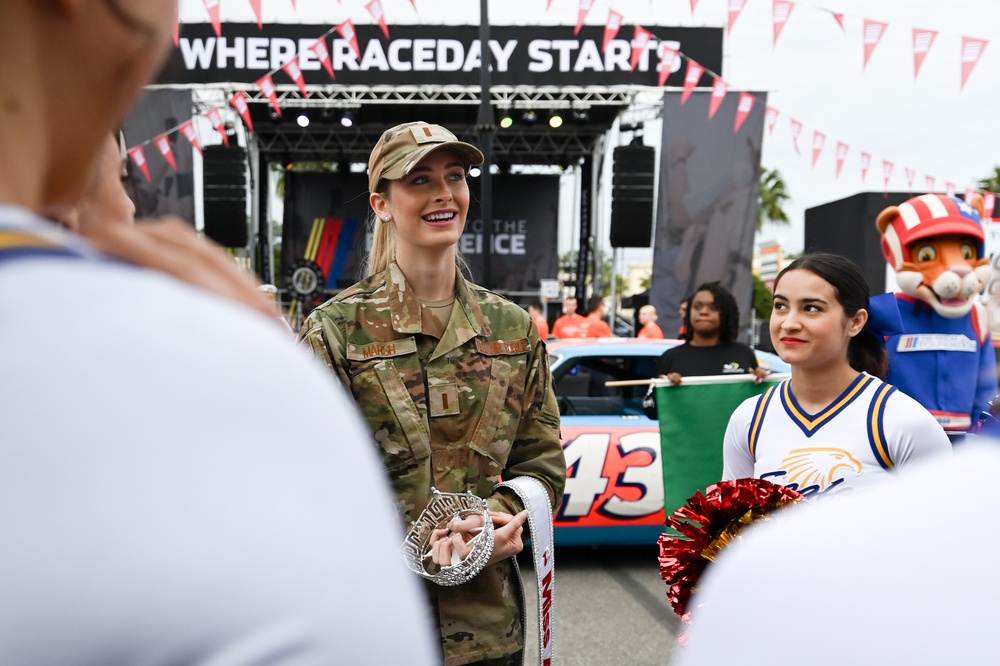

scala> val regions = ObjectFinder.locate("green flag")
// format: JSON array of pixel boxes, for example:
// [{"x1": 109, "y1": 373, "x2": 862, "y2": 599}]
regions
[{"x1": 657, "y1": 377, "x2": 783, "y2": 519}]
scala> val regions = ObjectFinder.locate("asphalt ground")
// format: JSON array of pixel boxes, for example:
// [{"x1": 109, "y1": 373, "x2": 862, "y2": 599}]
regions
[{"x1": 517, "y1": 545, "x2": 682, "y2": 666}]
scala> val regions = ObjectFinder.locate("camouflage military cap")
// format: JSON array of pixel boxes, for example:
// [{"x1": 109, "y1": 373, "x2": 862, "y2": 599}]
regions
[{"x1": 367, "y1": 121, "x2": 484, "y2": 193}]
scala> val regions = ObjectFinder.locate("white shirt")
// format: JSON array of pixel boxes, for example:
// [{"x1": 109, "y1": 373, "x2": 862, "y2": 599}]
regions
[
  {"x1": 0, "y1": 208, "x2": 436, "y2": 665},
  {"x1": 677, "y1": 441, "x2": 1000, "y2": 665},
  {"x1": 723, "y1": 374, "x2": 951, "y2": 498}
]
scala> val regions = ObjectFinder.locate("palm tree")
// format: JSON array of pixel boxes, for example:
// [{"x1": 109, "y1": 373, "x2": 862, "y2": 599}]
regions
[
  {"x1": 758, "y1": 167, "x2": 790, "y2": 231},
  {"x1": 977, "y1": 166, "x2": 1000, "y2": 193}
]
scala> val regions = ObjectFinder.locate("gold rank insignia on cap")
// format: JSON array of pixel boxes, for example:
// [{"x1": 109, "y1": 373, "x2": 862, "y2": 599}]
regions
[{"x1": 408, "y1": 124, "x2": 455, "y2": 144}]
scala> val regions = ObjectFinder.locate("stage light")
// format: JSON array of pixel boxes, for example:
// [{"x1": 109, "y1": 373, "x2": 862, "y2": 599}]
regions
[
  {"x1": 499, "y1": 115, "x2": 514, "y2": 129},
  {"x1": 521, "y1": 110, "x2": 537, "y2": 124},
  {"x1": 296, "y1": 113, "x2": 310, "y2": 128},
  {"x1": 548, "y1": 113, "x2": 563, "y2": 128},
  {"x1": 571, "y1": 109, "x2": 590, "y2": 123},
  {"x1": 469, "y1": 166, "x2": 482, "y2": 177},
  {"x1": 340, "y1": 109, "x2": 355, "y2": 128}
]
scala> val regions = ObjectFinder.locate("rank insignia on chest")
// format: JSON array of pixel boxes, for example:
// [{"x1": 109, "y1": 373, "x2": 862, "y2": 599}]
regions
[{"x1": 429, "y1": 383, "x2": 460, "y2": 417}]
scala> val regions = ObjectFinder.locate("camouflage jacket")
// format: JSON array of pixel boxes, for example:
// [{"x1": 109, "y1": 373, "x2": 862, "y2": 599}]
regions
[{"x1": 300, "y1": 262, "x2": 565, "y2": 665}]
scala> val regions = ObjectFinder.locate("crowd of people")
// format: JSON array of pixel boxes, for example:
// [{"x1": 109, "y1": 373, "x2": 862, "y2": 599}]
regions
[{"x1": 4, "y1": 2, "x2": 994, "y2": 664}]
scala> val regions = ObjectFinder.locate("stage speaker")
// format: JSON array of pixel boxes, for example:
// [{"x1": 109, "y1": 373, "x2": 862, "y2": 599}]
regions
[
  {"x1": 804, "y1": 191, "x2": 913, "y2": 294},
  {"x1": 202, "y1": 144, "x2": 248, "y2": 247},
  {"x1": 610, "y1": 144, "x2": 656, "y2": 248}
]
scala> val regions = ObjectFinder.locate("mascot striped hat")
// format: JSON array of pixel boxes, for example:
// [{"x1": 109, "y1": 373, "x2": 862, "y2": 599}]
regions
[{"x1": 876, "y1": 193, "x2": 985, "y2": 269}]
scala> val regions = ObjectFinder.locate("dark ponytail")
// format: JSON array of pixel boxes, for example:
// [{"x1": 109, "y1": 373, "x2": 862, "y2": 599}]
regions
[{"x1": 774, "y1": 253, "x2": 888, "y2": 379}]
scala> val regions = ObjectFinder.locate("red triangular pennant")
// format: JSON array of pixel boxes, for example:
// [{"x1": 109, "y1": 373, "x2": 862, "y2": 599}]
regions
[
  {"x1": 860, "y1": 151, "x2": 871, "y2": 182},
  {"x1": 575, "y1": 0, "x2": 595, "y2": 36},
  {"x1": 203, "y1": 0, "x2": 221, "y2": 38},
  {"x1": 924, "y1": 175, "x2": 935, "y2": 193},
  {"x1": 863, "y1": 19, "x2": 888, "y2": 70},
  {"x1": 690, "y1": 0, "x2": 698, "y2": 14},
  {"x1": 657, "y1": 43, "x2": 679, "y2": 86},
  {"x1": 602, "y1": 10, "x2": 623, "y2": 55},
  {"x1": 547, "y1": 0, "x2": 554, "y2": 10},
  {"x1": 905, "y1": 166, "x2": 916, "y2": 192},
  {"x1": 257, "y1": 74, "x2": 281, "y2": 116},
  {"x1": 946, "y1": 181, "x2": 956, "y2": 198},
  {"x1": 835, "y1": 141, "x2": 848, "y2": 178},
  {"x1": 961, "y1": 37, "x2": 988, "y2": 91},
  {"x1": 631, "y1": 27, "x2": 652, "y2": 72},
  {"x1": 282, "y1": 56, "x2": 309, "y2": 97},
  {"x1": 826, "y1": 9, "x2": 845, "y2": 32},
  {"x1": 680, "y1": 59, "x2": 704, "y2": 105},
  {"x1": 310, "y1": 38, "x2": 336, "y2": 81},
  {"x1": 229, "y1": 92, "x2": 254, "y2": 132},
  {"x1": 912, "y1": 28, "x2": 937, "y2": 80},
  {"x1": 765, "y1": 105, "x2": 778, "y2": 134},
  {"x1": 727, "y1": 0, "x2": 747, "y2": 36},
  {"x1": 772, "y1": 0, "x2": 794, "y2": 47},
  {"x1": 367, "y1": 0, "x2": 390, "y2": 40},
  {"x1": 882, "y1": 159, "x2": 894, "y2": 195},
  {"x1": 965, "y1": 187, "x2": 976, "y2": 203},
  {"x1": 708, "y1": 76, "x2": 727, "y2": 119},
  {"x1": 128, "y1": 145, "x2": 152, "y2": 183},
  {"x1": 153, "y1": 133, "x2": 177, "y2": 171},
  {"x1": 250, "y1": 0, "x2": 263, "y2": 29},
  {"x1": 337, "y1": 19, "x2": 361, "y2": 61},
  {"x1": 178, "y1": 120, "x2": 202, "y2": 155},
  {"x1": 811, "y1": 131, "x2": 825, "y2": 168},
  {"x1": 205, "y1": 107, "x2": 229, "y2": 146},
  {"x1": 790, "y1": 118, "x2": 802, "y2": 154},
  {"x1": 734, "y1": 92, "x2": 755, "y2": 133}
]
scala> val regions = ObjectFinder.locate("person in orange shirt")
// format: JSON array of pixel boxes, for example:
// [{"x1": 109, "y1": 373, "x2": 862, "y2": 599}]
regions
[
  {"x1": 551, "y1": 296, "x2": 588, "y2": 338},
  {"x1": 636, "y1": 304, "x2": 664, "y2": 339},
  {"x1": 579, "y1": 296, "x2": 613, "y2": 337},
  {"x1": 527, "y1": 300, "x2": 549, "y2": 340}
]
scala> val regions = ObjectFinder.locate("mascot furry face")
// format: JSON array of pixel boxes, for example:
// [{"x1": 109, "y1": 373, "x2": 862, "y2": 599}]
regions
[{"x1": 876, "y1": 193, "x2": 992, "y2": 318}]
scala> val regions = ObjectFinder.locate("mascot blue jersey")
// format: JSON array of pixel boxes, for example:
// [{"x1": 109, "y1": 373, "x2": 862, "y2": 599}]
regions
[{"x1": 885, "y1": 294, "x2": 997, "y2": 432}]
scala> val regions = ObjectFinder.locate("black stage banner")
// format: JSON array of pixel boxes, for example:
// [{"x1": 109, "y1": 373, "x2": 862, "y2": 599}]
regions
[
  {"x1": 650, "y1": 90, "x2": 766, "y2": 339},
  {"x1": 122, "y1": 89, "x2": 196, "y2": 224},
  {"x1": 282, "y1": 172, "x2": 559, "y2": 296},
  {"x1": 158, "y1": 24, "x2": 722, "y2": 87}
]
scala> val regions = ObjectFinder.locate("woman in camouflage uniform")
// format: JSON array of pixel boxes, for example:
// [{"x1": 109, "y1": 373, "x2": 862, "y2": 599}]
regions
[{"x1": 301, "y1": 121, "x2": 566, "y2": 666}]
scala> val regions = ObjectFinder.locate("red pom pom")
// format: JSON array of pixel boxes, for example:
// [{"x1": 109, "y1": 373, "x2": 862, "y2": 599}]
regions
[{"x1": 657, "y1": 478, "x2": 804, "y2": 620}]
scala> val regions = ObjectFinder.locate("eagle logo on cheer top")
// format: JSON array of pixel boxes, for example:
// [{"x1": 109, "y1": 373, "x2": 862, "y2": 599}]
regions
[{"x1": 762, "y1": 447, "x2": 862, "y2": 496}]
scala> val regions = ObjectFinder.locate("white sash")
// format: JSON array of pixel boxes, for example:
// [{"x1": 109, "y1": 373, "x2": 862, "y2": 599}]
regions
[{"x1": 496, "y1": 476, "x2": 555, "y2": 666}]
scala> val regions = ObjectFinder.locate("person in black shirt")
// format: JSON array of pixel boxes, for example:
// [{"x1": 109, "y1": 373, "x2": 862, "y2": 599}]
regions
[{"x1": 654, "y1": 282, "x2": 765, "y2": 383}]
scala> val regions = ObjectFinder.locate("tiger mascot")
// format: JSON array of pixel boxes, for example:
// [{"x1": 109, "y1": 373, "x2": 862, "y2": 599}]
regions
[{"x1": 876, "y1": 193, "x2": 997, "y2": 434}]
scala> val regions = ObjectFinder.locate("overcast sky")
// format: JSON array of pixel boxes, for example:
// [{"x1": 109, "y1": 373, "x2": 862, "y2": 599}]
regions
[{"x1": 178, "y1": 0, "x2": 1000, "y2": 255}]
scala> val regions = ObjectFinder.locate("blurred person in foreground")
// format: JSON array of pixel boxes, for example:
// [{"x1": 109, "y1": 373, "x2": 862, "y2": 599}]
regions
[
  {"x1": 0, "y1": 1, "x2": 434, "y2": 664},
  {"x1": 675, "y1": 442, "x2": 1000, "y2": 665},
  {"x1": 54, "y1": 132, "x2": 135, "y2": 233},
  {"x1": 300, "y1": 121, "x2": 566, "y2": 665},
  {"x1": 637, "y1": 304, "x2": 664, "y2": 339}
]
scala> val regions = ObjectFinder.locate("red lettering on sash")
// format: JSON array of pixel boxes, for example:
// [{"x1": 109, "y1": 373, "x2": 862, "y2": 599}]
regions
[{"x1": 540, "y1": 568, "x2": 553, "y2": 648}]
